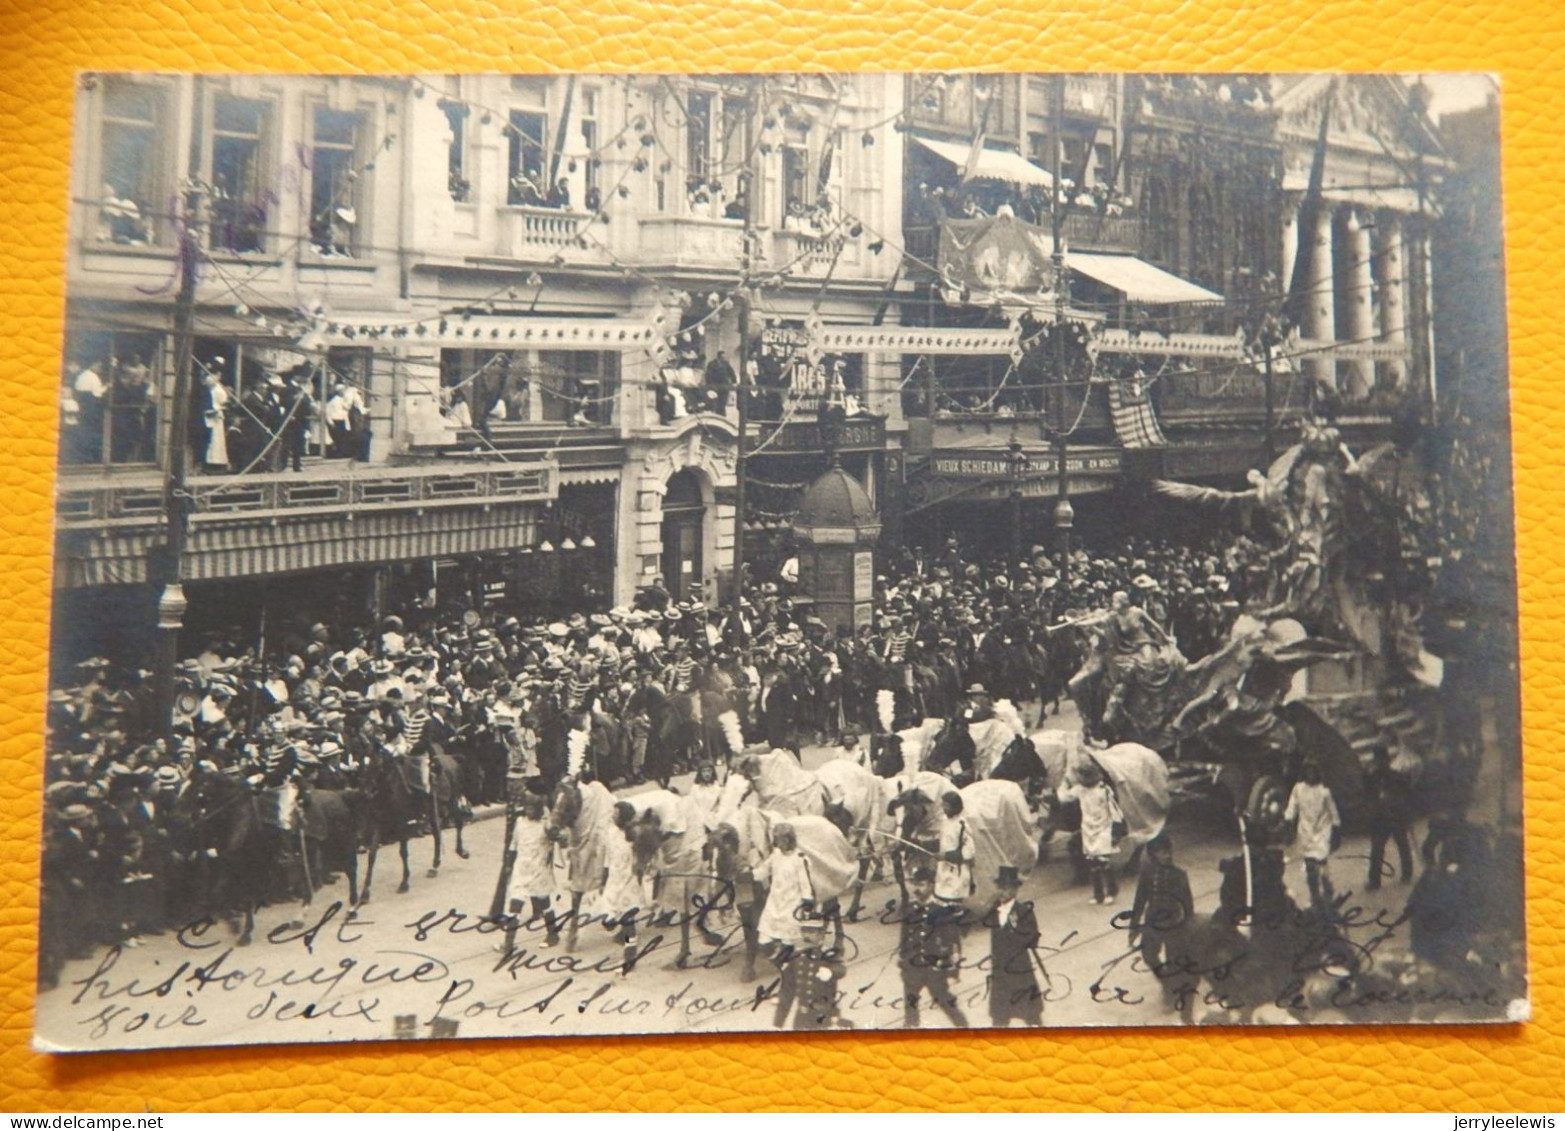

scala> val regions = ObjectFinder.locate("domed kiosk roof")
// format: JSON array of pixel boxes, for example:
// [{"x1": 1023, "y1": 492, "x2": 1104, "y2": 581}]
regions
[{"x1": 792, "y1": 465, "x2": 881, "y2": 543}]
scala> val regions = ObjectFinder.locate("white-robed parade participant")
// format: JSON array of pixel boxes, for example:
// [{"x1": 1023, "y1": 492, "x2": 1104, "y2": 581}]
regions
[{"x1": 503, "y1": 790, "x2": 560, "y2": 952}]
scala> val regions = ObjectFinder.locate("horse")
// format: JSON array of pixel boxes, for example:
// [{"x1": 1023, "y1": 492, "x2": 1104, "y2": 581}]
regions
[
  {"x1": 546, "y1": 775, "x2": 618, "y2": 952},
  {"x1": 921, "y1": 706, "x2": 1049, "y2": 797},
  {"x1": 360, "y1": 743, "x2": 470, "y2": 902},
  {"x1": 704, "y1": 809, "x2": 859, "y2": 977},
  {"x1": 587, "y1": 709, "x2": 633, "y2": 787},
  {"x1": 885, "y1": 771, "x2": 960, "y2": 906},
  {"x1": 175, "y1": 768, "x2": 285, "y2": 945},
  {"x1": 1033, "y1": 731, "x2": 1172, "y2": 879},
  {"x1": 729, "y1": 749, "x2": 830, "y2": 817},
  {"x1": 625, "y1": 789, "x2": 727, "y2": 968},
  {"x1": 758, "y1": 664, "x2": 806, "y2": 754},
  {"x1": 886, "y1": 775, "x2": 1039, "y2": 913},
  {"x1": 295, "y1": 785, "x2": 368, "y2": 908},
  {"x1": 812, "y1": 757, "x2": 896, "y2": 921}
]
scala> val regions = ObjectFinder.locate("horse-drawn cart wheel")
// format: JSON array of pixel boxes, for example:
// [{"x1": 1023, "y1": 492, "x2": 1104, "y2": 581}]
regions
[{"x1": 1246, "y1": 774, "x2": 1292, "y2": 838}]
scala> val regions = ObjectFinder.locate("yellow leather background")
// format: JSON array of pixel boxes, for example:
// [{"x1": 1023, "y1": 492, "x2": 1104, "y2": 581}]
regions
[{"x1": 1, "y1": 0, "x2": 1561, "y2": 1112}]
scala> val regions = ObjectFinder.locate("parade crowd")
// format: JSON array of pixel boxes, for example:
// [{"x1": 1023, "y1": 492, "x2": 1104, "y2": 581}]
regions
[{"x1": 38, "y1": 529, "x2": 1521, "y2": 1026}]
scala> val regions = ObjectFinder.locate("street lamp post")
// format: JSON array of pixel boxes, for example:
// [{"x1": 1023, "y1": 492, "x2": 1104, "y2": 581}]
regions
[
  {"x1": 1048, "y1": 73, "x2": 1076, "y2": 601},
  {"x1": 1005, "y1": 436, "x2": 1029, "y2": 565},
  {"x1": 1054, "y1": 495, "x2": 1074, "y2": 594}
]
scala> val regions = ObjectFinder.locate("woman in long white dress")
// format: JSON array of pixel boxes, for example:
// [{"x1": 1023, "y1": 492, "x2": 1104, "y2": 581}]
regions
[{"x1": 201, "y1": 372, "x2": 230, "y2": 470}]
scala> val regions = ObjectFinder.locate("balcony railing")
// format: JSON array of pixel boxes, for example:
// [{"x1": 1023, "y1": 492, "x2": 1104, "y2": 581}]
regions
[
  {"x1": 1060, "y1": 211, "x2": 1141, "y2": 254},
  {"x1": 633, "y1": 215, "x2": 748, "y2": 270},
  {"x1": 56, "y1": 459, "x2": 556, "y2": 528},
  {"x1": 1062, "y1": 75, "x2": 1114, "y2": 116},
  {"x1": 774, "y1": 230, "x2": 852, "y2": 277},
  {"x1": 496, "y1": 206, "x2": 593, "y2": 259}
]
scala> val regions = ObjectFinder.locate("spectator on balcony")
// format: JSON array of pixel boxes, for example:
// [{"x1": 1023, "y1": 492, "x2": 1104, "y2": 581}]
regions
[
  {"x1": 68, "y1": 355, "x2": 107, "y2": 464},
  {"x1": 724, "y1": 190, "x2": 749, "y2": 222},
  {"x1": 197, "y1": 369, "x2": 231, "y2": 472},
  {"x1": 279, "y1": 367, "x2": 315, "y2": 473},
  {"x1": 704, "y1": 349, "x2": 737, "y2": 413},
  {"x1": 109, "y1": 357, "x2": 155, "y2": 464},
  {"x1": 324, "y1": 378, "x2": 368, "y2": 461},
  {"x1": 510, "y1": 172, "x2": 544, "y2": 207},
  {"x1": 782, "y1": 201, "x2": 802, "y2": 232},
  {"x1": 236, "y1": 373, "x2": 283, "y2": 472},
  {"x1": 99, "y1": 181, "x2": 150, "y2": 245},
  {"x1": 687, "y1": 178, "x2": 715, "y2": 218},
  {"x1": 546, "y1": 177, "x2": 572, "y2": 210}
]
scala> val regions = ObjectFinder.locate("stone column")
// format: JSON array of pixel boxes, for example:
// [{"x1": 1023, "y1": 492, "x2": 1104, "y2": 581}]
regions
[
  {"x1": 1377, "y1": 212, "x2": 1408, "y2": 390},
  {"x1": 1304, "y1": 204, "x2": 1336, "y2": 388},
  {"x1": 1279, "y1": 194, "x2": 1300, "y2": 291},
  {"x1": 1341, "y1": 207, "x2": 1376, "y2": 399}
]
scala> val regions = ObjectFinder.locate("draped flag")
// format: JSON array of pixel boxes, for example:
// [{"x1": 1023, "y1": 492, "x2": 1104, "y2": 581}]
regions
[{"x1": 1109, "y1": 372, "x2": 1167, "y2": 448}]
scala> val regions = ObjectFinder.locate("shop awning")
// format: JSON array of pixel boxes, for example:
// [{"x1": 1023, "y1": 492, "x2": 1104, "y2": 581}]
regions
[
  {"x1": 913, "y1": 135, "x2": 1055, "y2": 189},
  {"x1": 1068, "y1": 253, "x2": 1224, "y2": 305}
]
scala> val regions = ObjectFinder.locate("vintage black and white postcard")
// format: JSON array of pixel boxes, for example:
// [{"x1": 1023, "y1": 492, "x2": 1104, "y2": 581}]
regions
[{"x1": 37, "y1": 71, "x2": 1524, "y2": 1051}]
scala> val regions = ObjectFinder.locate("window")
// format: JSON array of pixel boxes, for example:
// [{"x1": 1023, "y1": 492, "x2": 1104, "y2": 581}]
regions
[
  {"x1": 540, "y1": 350, "x2": 616, "y2": 426},
  {"x1": 97, "y1": 80, "x2": 165, "y2": 245},
  {"x1": 442, "y1": 98, "x2": 471, "y2": 203},
  {"x1": 781, "y1": 144, "x2": 810, "y2": 224},
  {"x1": 309, "y1": 107, "x2": 364, "y2": 255},
  {"x1": 1189, "y1": 184, "x2": 1220, "y2": 286},
  {"x1": 507, "y1": 110, "x2": 548, "y2": 205},
  {"x1": 579, "y1": 87, "x2": 600, "y2": 208},
  {"x1": 1144, "y1": 178, "x2": 1176, "y2": 266},
  {"x1": 686, "y1": 90, "x2": 713, "y2": 184},
  {"x1": 60, "y1": 330, "x2": 161, "y2": 466},
  {"x1": 209, "y1": 94, "x2": 270, "y2": 253},
  {"x1": 720, "y1": 94, "x2": 750, "y2": 173},
  {"x1": 1061, "y1": 137, "x2": 1085, "y2": 188},
  {"x1": 1092, "y1": 142, "x2": 1114, "y2": 190}
]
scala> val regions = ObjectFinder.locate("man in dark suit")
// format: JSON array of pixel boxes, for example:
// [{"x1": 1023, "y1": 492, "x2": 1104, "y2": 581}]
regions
[
  {"x1": 899, "y1": 867, "x2": 969, "y2": 1029},
  {"x1": 984, "y1": 865, "x2": 1043, "y2": 1027}
]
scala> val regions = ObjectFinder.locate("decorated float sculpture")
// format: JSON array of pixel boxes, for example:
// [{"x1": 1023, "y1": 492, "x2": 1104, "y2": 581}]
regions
[{"x1": 1064, "y1": 418, "x2": 1442, "y2": 834}]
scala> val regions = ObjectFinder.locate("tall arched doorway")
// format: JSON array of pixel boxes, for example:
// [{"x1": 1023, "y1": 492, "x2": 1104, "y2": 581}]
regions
[{"x1": 660, "y1": 468, "x2": 708, "y2": 603}]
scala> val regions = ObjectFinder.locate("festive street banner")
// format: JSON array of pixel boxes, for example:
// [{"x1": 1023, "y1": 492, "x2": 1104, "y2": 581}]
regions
[{"x1": 937, "y1": 214, "x2": 1060, "y2": 306}]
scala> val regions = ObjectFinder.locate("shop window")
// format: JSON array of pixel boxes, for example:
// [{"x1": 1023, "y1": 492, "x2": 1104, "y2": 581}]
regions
[
  {"x1": 309, "y1": 106, "x2": 365, "y2": 256},
  {"x1": 97, "y1": 79, "x2": 165, "y2": 245},
  {"x1": 507, "y1": 109, "x2": 548, "y2": 205},
  {"x1": 60, "y1": 330, "x2": 161, "y2": 467},
  {"x1": 208, "y1": 94, "x2": 271, "y2": 254}
]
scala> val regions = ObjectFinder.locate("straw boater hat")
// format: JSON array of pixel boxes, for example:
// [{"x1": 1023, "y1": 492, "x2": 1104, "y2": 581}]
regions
[{"x1": 547, "y1": 622, "x2": 570, "y2": 639}]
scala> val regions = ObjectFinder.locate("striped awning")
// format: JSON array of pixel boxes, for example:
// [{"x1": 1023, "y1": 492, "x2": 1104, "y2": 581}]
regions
[{"x1": 57, "y1": 503, "x2": 544, "y2": 588}]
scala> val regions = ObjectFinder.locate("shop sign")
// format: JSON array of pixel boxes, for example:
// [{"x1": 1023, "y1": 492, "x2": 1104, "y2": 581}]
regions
[
  {"x1": 853, "y1": 550, "x2": 874, "y2": 602},
  {"x1": 743, "y1": 417, "x2": 885, "y2": 454},
  {"x1": 929, "y1": 450, "x2": 1122, "y2": 478}
]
